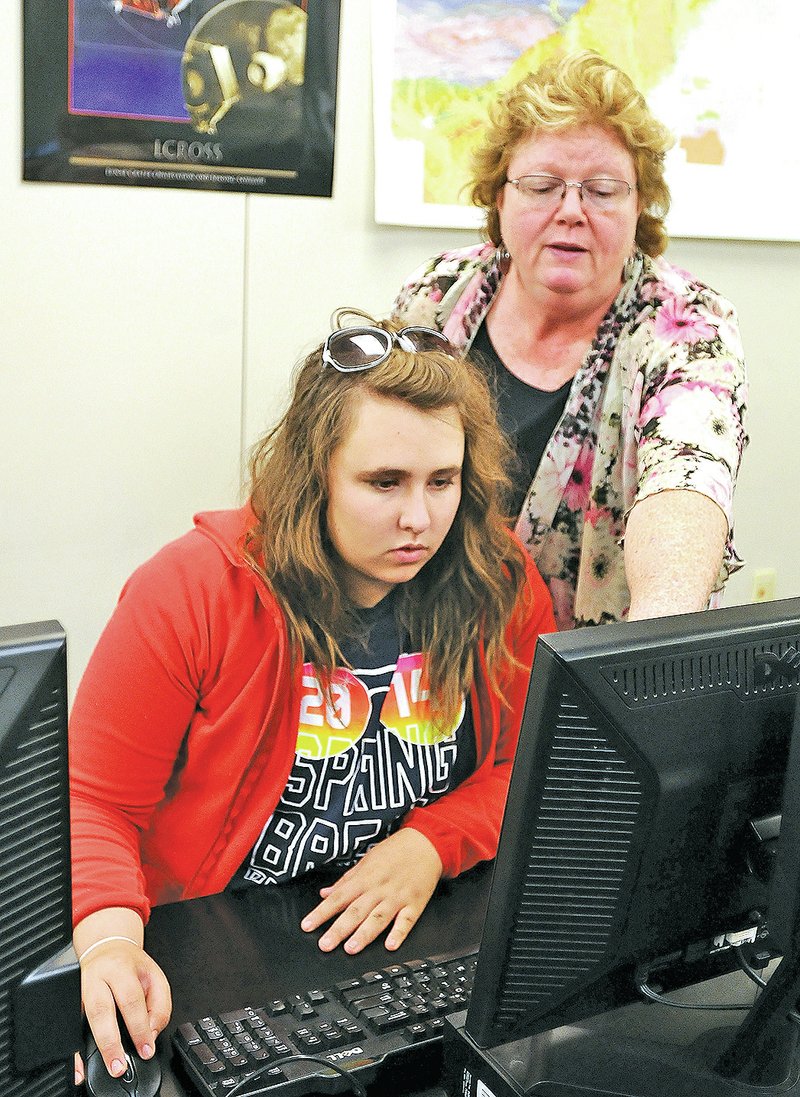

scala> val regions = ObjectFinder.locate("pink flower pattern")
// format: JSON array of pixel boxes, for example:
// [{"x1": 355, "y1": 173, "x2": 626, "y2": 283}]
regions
[{"x1": 654, "y1": 296, "x2": 718, "y2": 344}]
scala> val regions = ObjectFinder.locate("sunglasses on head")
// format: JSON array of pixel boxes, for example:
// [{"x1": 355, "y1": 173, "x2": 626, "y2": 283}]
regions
[{"x1": 322, "y1": 308, "x2": 458, "y2": 373}]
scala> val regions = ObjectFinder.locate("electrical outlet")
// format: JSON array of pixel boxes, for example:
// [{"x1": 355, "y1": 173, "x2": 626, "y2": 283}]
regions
[{"x1": 752, "y1": 568, "x2": 777, "y2": 603}]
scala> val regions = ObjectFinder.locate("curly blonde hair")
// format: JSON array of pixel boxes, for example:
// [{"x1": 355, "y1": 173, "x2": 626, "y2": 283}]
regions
[
  {"x1": 470, "y1": 51, "x2": 674, "y2": 257},
  {"x1": 244, "y1": 316, "x2": 531, "y2": 725}
]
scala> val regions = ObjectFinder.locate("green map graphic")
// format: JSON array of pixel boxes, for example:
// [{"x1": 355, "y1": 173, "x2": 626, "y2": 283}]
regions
[{"x1": 390, "y1": 0, "x2": 716, "y2": 205}]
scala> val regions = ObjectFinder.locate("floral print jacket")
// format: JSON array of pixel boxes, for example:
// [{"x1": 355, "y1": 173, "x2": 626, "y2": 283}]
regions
[{"x1": 393, "y1": 243, "x2": 748, "y2": 630}]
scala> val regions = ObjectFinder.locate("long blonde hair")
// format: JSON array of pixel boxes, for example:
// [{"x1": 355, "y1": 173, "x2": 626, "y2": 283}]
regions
[
  {"x1": 471, "y1": 51, "x2": 674, "y2": 257},
  {"x1": 244, "y1": 318, "x2": 530, "y2": 722}
]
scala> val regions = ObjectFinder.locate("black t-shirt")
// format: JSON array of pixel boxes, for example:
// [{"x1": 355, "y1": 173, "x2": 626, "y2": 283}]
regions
[
  {"x1": 471, "y1": 321, "x2": 571, "y2": 517},
  {"x1": 229, "y1": 592, "x2": 476, "y2": 890}
]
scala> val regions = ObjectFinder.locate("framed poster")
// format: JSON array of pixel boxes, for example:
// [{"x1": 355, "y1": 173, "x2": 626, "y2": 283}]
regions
[
  {"x1": 372, "y1": 0, "x2": 800, "y2": 241},
  {"x1": 23, "y1": 0, "x2": 340, "y2": 195}
]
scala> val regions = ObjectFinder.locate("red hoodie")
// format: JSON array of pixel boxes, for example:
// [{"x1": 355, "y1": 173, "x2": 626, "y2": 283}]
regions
[{"x1": 69, "y1": 506, "x2": 555, "y2": 925}]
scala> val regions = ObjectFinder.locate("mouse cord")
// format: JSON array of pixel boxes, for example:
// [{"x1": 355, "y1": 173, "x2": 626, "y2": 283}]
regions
[{"x1": 226, "y1": 1053, "x2": 369, "y2": 1097}]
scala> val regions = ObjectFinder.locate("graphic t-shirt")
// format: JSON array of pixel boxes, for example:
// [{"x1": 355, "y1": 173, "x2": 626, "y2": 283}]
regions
[{"x1": 229, "y1": 592, "x2": 476, "y2": 889}]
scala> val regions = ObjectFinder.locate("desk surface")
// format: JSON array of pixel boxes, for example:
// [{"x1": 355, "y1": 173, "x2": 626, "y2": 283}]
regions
[{"x1": 145, "y1": 862, "x2": 493, "y2": 1097}]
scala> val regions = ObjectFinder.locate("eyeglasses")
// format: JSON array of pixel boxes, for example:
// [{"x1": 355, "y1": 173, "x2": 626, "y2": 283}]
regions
[
  {"x1": 322, "y1": 314, "x2": 458, "y2": 373},
  {"x1": 506, "y1": 174, "x2": 634, "y2": 211}
]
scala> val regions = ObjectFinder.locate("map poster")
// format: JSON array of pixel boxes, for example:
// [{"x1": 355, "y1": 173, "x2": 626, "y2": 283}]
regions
[
  {"x1": 23, "y1": 0, "x2": 340, "y2": 196},
  {"x1": 372, "y1": 0, "x2": 800, "y2": 242}
]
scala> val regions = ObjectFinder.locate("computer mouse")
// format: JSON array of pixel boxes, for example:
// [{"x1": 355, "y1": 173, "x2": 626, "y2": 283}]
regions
[{"x1": 84, "y1": 1019, "x2": 162, "y2": 1097}]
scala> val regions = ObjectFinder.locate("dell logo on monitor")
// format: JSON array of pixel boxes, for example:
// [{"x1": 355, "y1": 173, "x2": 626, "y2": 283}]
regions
[{"x1": 753, "y1": 648, "x2": 800, "y2": 688}]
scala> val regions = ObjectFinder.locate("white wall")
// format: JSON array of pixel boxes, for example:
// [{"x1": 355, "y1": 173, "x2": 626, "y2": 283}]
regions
[
  {"x1": 3, "y1": 0, "x2": 799, "y2": 695},
  {"x1": 3, "y1": 8, "x2": 246, "y2": 687}
]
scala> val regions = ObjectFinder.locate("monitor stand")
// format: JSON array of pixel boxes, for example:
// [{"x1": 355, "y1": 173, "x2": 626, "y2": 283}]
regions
[{"x1": 443, "y1": 973, "x2": 800, "y2": 1097}]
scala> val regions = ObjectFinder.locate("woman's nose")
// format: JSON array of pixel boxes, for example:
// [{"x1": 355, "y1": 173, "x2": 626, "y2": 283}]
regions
[
  {"x1": 399, "y1": 488, "x2": 431, "y2": 533},
  {"x1": 556, "y1": 184, "x2": 586, "y2": 221}
]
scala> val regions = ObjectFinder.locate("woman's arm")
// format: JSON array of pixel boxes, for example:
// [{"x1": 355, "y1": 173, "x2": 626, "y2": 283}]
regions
[
  {"x1": 631, "y1": 270, "x2": 748, "y2": 605},
  {"x1": 625, "y1": 489, "x2": 728, "y2": 620},
  {"x1": 70, "y1": 533, "x2": 219, "y2": 926},
  {"x1": 70, "y1": 533, "x2": 218, "y2": 1076},
  {"x1": 73, "y1": 908, "x2": 171, "y2": 1084}
]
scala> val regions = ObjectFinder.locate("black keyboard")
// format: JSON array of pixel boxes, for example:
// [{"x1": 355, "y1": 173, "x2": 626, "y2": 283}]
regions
[{"x1": 171, "y1": 948, "x2": 476, "y2": 1096}]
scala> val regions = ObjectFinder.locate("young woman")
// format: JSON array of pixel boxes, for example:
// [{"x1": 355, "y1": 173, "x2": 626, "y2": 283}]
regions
[{"x1": 69, "y1": 311, "x2": 555, "y2": 1082}]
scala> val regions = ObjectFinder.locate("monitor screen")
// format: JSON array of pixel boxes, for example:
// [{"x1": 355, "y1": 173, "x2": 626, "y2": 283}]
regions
[
  {"x1": 465, "y1": 597, "x2": 800, "y2": 1086},
  {"x1": 0, "y1": 621, "x2": 81, "y2": 1097}
]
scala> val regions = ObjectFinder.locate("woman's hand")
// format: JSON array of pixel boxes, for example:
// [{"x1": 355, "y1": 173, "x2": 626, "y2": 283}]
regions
[
  {"x1": 73, "y1": 910, "x2": 172, "y2": 1085},
  {"x1": 300, "y1": 828, "x2": 443, "y2": 955}
]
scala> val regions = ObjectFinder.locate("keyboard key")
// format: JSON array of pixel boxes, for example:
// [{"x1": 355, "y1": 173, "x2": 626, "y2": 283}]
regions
[
  {"x1": 340, "y1": 1021, "x2": 364, "y2": 1038},
  {"x1": 189, "y1": 1044, "x2": 219, "y2": 1067},
  {"x1": 335, "y1": 978, "x2": 363, "y2": 993},
  {"x1": 296, "y1": 1033, "x2": 323, "y2": 1050},
  {"x1": 320, "y1": 1030, "x2": 347, "y2": 1047},
  {"x1": 219, "y1": 1009, "x2": 252, "y2": 1024},
  {"x1": 341, "y1": 981, "x2": 392, "y2": 1004},
  {"x1": 404, "y1": 1023, "x2": 429, "y2": 1042},
  {"x1": 371, "y1": 1008, "x2": 412, "y2": 1032},
  {"x1": 177, "y1": 1022, "x2": 203, "y2": 1046},
  {"x1": 350, "y1": 991, "x2": 396, "y2": 1012},
  {"x1": 360, "y1": 1005, "x2": 390, "y2": 1023}
]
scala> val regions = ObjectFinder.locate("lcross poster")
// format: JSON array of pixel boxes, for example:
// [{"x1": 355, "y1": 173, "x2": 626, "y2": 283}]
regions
[{"x1": 23, "y1": 0, "x2": 340, "y2": 195}]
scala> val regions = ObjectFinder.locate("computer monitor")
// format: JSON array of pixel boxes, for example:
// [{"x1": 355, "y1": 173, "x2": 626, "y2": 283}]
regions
[
  {"x1": 459, "y1": 597, "x2": 800, "y2": 1096},
  {"x1": 0, "y1": 621, "x2": 82, "y2": 1097}
]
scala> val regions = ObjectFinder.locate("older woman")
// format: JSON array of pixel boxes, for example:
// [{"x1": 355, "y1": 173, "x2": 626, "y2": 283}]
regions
[{"x1": 392, "y1": 51, "x2": 748, "y2": 630}]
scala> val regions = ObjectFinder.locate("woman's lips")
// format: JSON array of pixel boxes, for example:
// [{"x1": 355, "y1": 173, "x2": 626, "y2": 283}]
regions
[
  {"x1": 390, "y1": 545, "x2": 428, "y2": 563},
  {"x1": 546, "y1": 242, "x2": 588, "y2": 261}
]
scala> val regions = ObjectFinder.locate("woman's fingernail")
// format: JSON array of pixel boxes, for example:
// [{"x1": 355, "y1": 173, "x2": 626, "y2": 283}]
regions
[
  {"x1": 111, "y1": 1058, "x2": 125, "y2": 1076},
  {"x1": 75, "y1": 1069, "x2": 83, "y2": 1085},
  {"x1": 142, "y1": 1044, "x2": 153, "y2": 1058}
]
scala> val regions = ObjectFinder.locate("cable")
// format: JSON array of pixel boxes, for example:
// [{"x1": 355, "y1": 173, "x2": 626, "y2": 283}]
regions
[
  {"x1": 636, "y1": 978, "x2": 755, "y2": 1012},
  {"x1": 227, "y1": 1053, "x2": 369, "y2": 1097},
  {"x1": 733, "y1": 944, "x2": 769, "y2": 990},
  {"x1": 713, "y1": 953, "x2": 800, "y2": 1032}
]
